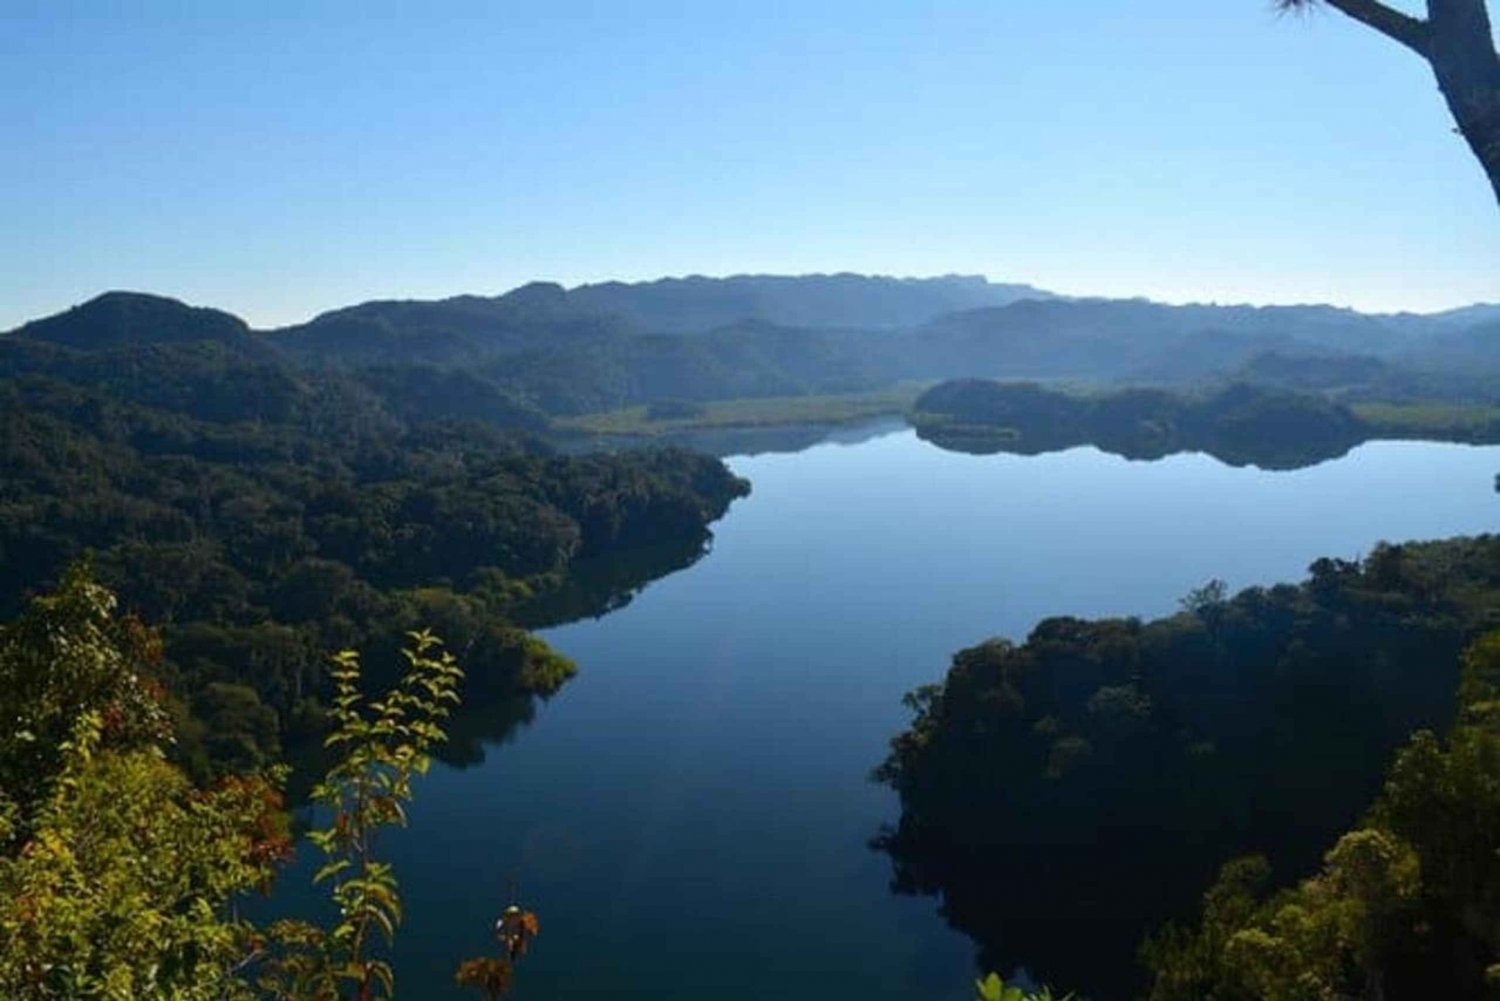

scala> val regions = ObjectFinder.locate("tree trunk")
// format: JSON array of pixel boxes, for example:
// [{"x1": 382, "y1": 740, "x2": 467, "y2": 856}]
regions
[{"x1": 1427, "y1": 0, "x2": 1500, "y2": 204}]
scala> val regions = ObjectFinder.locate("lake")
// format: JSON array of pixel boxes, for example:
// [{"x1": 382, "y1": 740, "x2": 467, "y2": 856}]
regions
[{"x1": 270, "y1": 426, "x2": 1500, "y2": 1000}]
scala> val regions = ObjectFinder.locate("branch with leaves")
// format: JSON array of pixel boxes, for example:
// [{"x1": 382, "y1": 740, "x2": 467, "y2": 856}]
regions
[
  {"x1": 975, "y1": 972, "x2": 1074, "y2": 1001},
  {"x1": 271, "y1": 632, "x2": 465, "y2": 1001}
]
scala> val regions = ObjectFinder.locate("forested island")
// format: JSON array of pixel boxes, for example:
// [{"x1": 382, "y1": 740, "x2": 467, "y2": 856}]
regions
[
  {"x1": 876, "y1": 536, "x2": 1500, "y2": 998},
  {"x1": 909, "y1": 379, "x2": 1371, "y2": 468}
]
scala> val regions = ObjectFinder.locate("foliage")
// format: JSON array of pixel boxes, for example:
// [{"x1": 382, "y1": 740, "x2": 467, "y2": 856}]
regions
[
  {"x1": 0, "y1": 573, "x2": 536, "y2": 1001},
  {"x1": 876, "y1": 535, "x2": 1500, "y2": 997},
  {"x1": 0, "y1": 562, "x2": 172, "y2": 838},
  {"x1": 252, "y1": 633, "x2": 463, "y2": 1000},
  {"x1": 453, "y1": 905, "x2": 540, "y2": 1001},
  {"x1": 0, "y1": 300, "x2": 748, "y2": 774},
  {"x1": 0, "y1": 576, "x2": 289, "y2": 1000},
  {"x1": 0, "y1": 723, "x2": 289, "y2": 1000},
  {"x1": 313, "y1": 636, "x2": 460, "y2": 997},
  {"x1": 1143, "y1": 631, "x2": 1500, "y2": 999},
  {"x1": 974, "y1": 971, "x2": 1073, "y2": 1001}
]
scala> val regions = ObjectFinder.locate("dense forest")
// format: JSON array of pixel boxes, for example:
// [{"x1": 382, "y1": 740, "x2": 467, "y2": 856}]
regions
[
  {"x1": 876, "y1": 535, "x2": 1500, "y2": 998},
  {"x1": 3, "y1": 278, "x2": 1498, "y2": 997},
  {"x1": 0, "y1": 568, "x2": 546, "y2": 999},
  {"x1": 0, "y1": 292, "x2": 748, "y2": 777},
  {"x1": 7, "y1": 0, "x2": 1497, "y2": 992},
  {"x1": 269, "y1": 280, "x2": 1499, "y2": 415},
  {"x1": 1143, "y1": 630, "x2": 1500, "y2": 998},
  {"x1": 17, "y1": 277, "x2": 1492, "y2": 425}
]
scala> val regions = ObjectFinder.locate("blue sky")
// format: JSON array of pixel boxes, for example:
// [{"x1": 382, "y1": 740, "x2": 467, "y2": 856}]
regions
[{"x1": 2, "y1": 0, "x2": 1496, "y2": 329}]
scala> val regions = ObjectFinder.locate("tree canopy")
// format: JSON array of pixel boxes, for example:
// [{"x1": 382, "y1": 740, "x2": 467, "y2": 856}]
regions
[
  {"x1": 1144, "y1": 631, "x2": 1500, "y2": 998},
  {"x1": 0, "y1": 575, "x2": 540, "y2": 1000},
  {"x1": 877, "y1": 535, "x2": 1500, "y2": 997},
  {"x1": 0, "y1": 302, "x2": 749, "y2": 778}
]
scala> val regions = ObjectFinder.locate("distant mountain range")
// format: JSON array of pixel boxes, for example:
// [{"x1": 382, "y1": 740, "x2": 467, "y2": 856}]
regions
[
  {"x1": 557, "y1": 273, "x2": 1054, "y2": 332},
  {"x1": 5, "y1": 275, "x2": 1497, "y2": 417}
]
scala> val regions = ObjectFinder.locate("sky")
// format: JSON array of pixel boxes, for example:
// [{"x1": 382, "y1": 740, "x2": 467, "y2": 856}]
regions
[{"x1": 2, "y1": 0, "x2": 1497, "y2": 330}]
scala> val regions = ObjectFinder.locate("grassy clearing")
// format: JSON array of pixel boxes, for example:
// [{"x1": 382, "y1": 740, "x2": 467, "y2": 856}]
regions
[
  {"x1": 556, "y1": 382, "x2": 931, "y2": 436},
  {"x1": 1353, "y1": 402, "x2": 1500, "y2": 440}
]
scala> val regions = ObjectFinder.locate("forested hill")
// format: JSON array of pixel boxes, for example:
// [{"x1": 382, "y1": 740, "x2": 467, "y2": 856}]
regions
[
  {"x1": 559, "y1": 273, "x2": 1053, "y2": 332},
  {"x1": 266, "y1": 281, "x2": 1500, "y2": 413},
  {"x1": 11, "y1": 290, "x2": 258, "y2": 351},
  {"x1": 876, "y1": 535, "x2": 1500, "y2": 999},
  {"x1": 0, "y1": 291, "x2": 749, "y2": 778},
  {"x1": 10, "y1": 280, "x2": 1498, "y2": 419}
]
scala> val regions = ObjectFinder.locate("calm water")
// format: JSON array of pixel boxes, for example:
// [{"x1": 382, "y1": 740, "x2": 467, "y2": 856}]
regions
[{"x1": 273, "y1": 428, "x2": 1499, "y2": 1000}]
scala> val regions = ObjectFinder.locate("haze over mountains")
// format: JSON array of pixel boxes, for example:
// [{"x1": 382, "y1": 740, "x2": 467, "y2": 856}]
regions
[{"x1": 5, "y1": 274, "x2": 1498, "y2": 421}]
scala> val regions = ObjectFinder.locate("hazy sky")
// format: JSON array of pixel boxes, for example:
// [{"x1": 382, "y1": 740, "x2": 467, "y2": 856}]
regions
[{"x1": 3, "y1": 0, "x2": 1496, "y2": 329}]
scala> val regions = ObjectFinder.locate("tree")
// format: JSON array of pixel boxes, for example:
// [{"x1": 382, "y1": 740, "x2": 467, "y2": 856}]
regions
[
  {"x1": 1143, "y1": 631, "x2": 1500, "y2": 999},
  {"x1": 1278, "y1": 0, "x2": 1500, "y2": 205},
  {"x1": 0, "y1": 572, "x2": 540, "y2": 1000},
  {"x1": 0, "y1": 725, "x2": 289, "y2": 999},
  {"x1": 0, "y1": 574, "x2": 288, "y2": 1000},
  {"x1": 0, "y1": 562, "x2": 173, "y2": 836}
]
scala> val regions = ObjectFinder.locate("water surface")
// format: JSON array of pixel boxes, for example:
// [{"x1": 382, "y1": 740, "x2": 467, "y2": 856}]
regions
[{"x1": 275, "y1": 428, "x2": 1500, "y2": 999}]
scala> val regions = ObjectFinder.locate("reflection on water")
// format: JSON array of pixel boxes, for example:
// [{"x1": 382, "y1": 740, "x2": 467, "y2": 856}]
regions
[
  {"x1": 400, "y1": 532, "x2": 726, "y2": 761},
  {"x1": 281, "y1": 530, "x2": 723, "y2": 791},
  {"x1": 915, "y1": 423, "x2": 1364, "y2": 470},
  {"x1": 559, "y1": 415, "x2": 909, "y2": 459},
  {"x1": 267, "y1": 431, "x2": 1500, "y2": 1000},
  {"x1": 437, "y1": 695, "x2": 538, "y2": 770},
  {"x1": 515, "y1": 534, "x2": 715, "y2": 629}
]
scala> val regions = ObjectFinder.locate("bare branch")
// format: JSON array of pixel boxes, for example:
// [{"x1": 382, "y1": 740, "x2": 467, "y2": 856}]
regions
[
  {"x1": 1276, "y1": 0, "x2": 1433, "y2": 56},
  {"x1": 1427, "y1": 0, "x2": 1500, "y2": 64}
]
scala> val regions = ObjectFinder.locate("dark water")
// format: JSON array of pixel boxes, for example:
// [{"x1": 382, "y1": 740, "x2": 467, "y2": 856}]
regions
[{"x1": 270, "y1": 427, "x2": 1500, "y2": 1000}]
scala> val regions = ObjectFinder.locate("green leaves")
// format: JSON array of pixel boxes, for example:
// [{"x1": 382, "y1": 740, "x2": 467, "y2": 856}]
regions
[
  {"x1": 0, "y1": 576, "x2": 480, "y2": 1000},
  {"x1": 975, "y1": 972, "x2": 1073, "y2": 1001},
  {"x1": 0, "y1": 563, "x2": 173, "y2": 834},
  {"x1": 0, "y1": 717, "x2": 289, "y2": 1000},
  {"x1": 975, "y1": 973, "x2": 1008, "y2": 1001},
  {"x1": 1144, "y1": 630, "x2": 1500, "y2": 1000},
  {"x1": 0, "y1": 574, "x2": 292, "y2": 1000},
  {"x1": 295, "y1": 631, "x2": 464, "y2": 1000}
]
